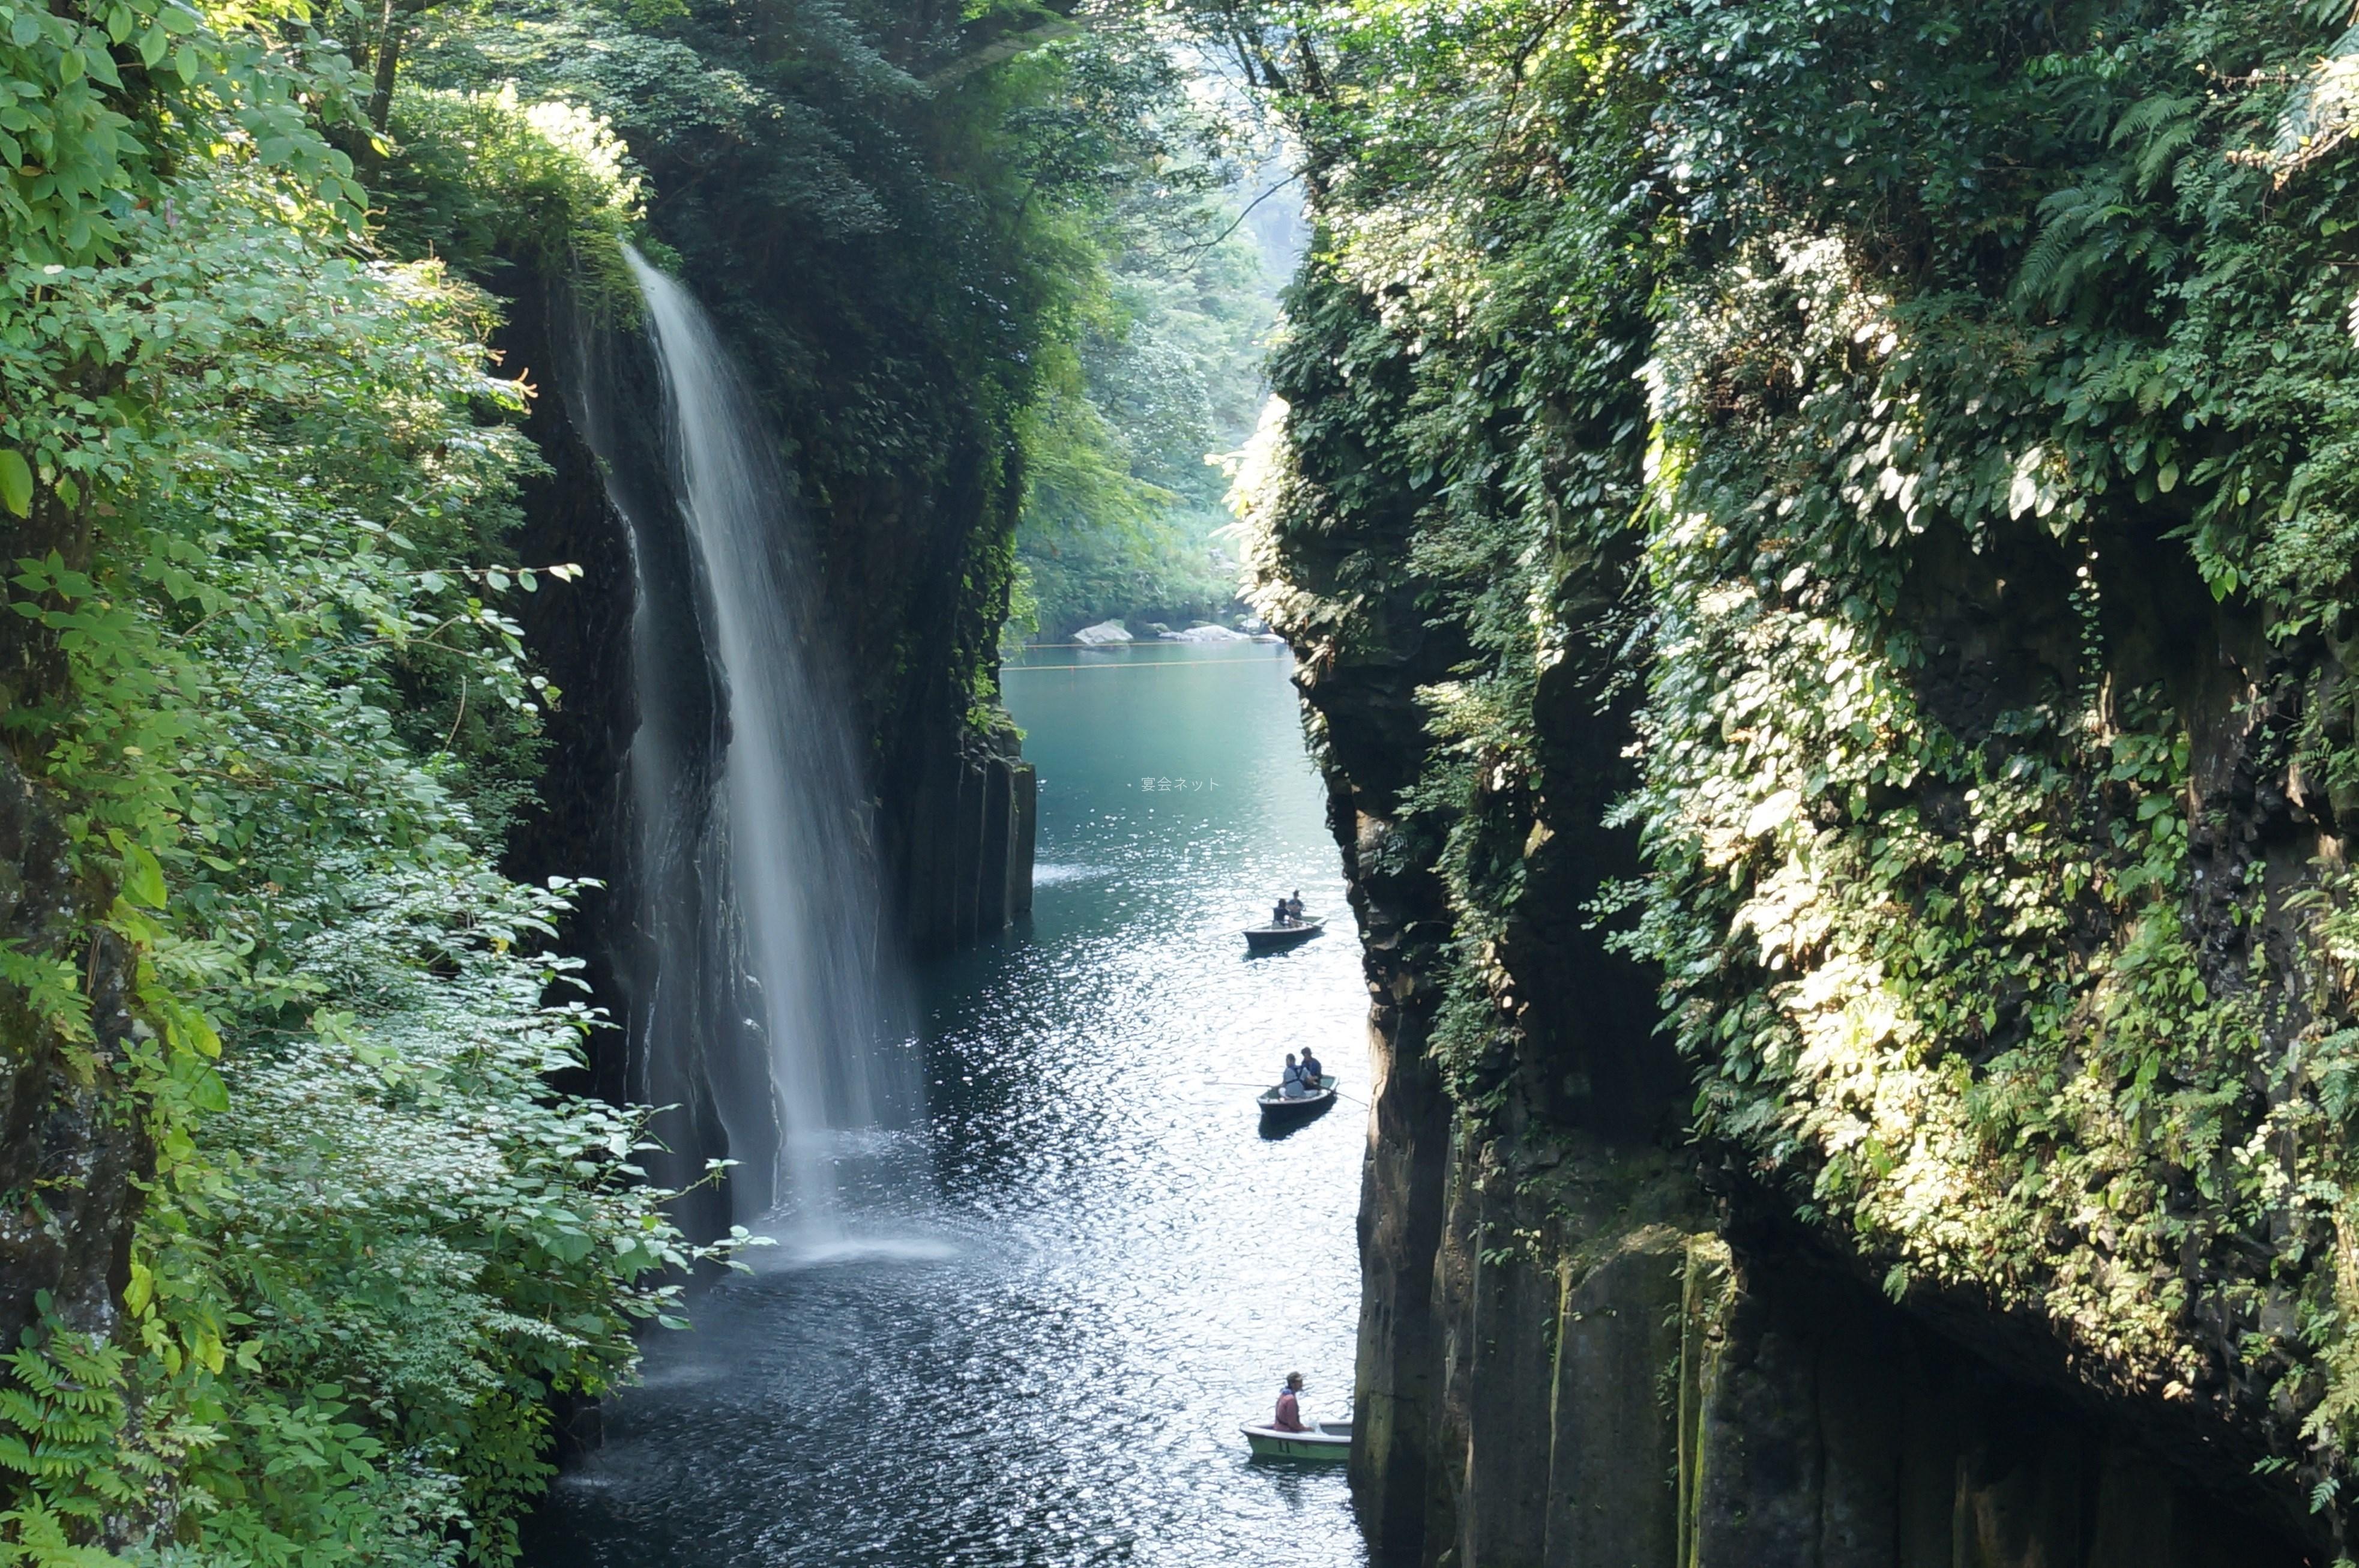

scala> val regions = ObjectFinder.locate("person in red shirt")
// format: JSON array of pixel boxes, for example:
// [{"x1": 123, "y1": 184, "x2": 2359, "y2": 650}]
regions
[{"x1": 1273, "y1": 1372, "x2": 1309, "y2": 1432}]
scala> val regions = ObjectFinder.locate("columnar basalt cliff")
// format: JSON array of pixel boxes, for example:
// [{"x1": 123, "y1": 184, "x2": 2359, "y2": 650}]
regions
[
  {"x1": 496, "y1": 264, "x2": 1037, "y2": 1238},
  {"x1": 414, "y1": 0, "x2": 1070, "y2": 967},
  {"x1": 1229, "y1": 1, "x2": 2359, "y2": 1560}
]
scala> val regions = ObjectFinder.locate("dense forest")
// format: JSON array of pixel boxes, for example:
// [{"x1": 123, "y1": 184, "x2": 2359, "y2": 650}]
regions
[{"x1": 1008, "y1": 122, "x2": 1291, "y2": 640}]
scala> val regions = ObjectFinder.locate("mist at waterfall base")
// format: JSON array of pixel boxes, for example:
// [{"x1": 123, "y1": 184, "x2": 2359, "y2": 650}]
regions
[
  {"x1": 610, "y1": 248, "x2": 916, "y2": 1243},
  {"x1": 528, "y1": 641, "x2": 1369, "y2": 1567}
]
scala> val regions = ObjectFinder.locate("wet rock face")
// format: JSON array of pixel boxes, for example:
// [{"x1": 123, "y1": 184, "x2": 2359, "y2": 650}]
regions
[
  {"x1": 0, "y1": 749, "x2": 145, "y2": 1348},
  {"x1": 499, "y1": 273, "x2": 639, "y2": 1097},
  {"x1": 1346, "y1": 1115, "x2": 2315, "y2": 1568},
  {"x1": 1674, "y1": 1244, "x2": 2300, "y2": 1568},
  {"x1": 497, "y1": 274, "x2": 1037, "y2": 1244},
  {"x1": 898, "y1": 722, "x2": 1035, "y2": 956},
  {"x1": 1346, "y1": 842, "x2": 1453, "y2": 1557},
  {"x1": 501, "y1": 271, "x2": 1038, "y2": 975}
]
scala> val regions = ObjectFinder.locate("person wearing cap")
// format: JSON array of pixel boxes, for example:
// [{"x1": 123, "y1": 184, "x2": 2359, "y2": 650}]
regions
[{"x1": 1273, "y1": 1372, "x2": 1308, "y2": 1433}]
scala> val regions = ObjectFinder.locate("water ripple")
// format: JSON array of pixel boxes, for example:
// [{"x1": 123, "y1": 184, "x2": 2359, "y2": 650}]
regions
[{"x1": 529, "y1": 644, "x2": 1368, "y2": 1567}]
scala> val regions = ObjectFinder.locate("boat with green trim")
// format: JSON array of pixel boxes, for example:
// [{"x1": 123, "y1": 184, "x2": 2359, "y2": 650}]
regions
[{"x1": 1241, "y1": 1419, "x2": 1351, "y2": 1461}]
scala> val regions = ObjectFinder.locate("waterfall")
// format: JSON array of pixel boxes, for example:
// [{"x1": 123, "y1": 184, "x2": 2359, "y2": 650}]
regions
[{"x1": 608, "y1": 247, "x2": 912, "y2": 1235}]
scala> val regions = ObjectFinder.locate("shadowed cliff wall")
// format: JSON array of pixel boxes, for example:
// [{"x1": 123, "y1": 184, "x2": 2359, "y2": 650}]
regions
[{"x1": 495, "y1": 267, "x2": 1034, "y2": 1241}]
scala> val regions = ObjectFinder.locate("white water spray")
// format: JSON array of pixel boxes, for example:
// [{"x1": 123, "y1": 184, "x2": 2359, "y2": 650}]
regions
[{"x1": 619, "y1": 247, "x2": 911, "y2": 1234}]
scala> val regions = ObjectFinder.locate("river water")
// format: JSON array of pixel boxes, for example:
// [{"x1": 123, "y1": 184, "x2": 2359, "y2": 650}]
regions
[{"x1": 530, "y1": 639, "x2": 1371, "y2": 1567}]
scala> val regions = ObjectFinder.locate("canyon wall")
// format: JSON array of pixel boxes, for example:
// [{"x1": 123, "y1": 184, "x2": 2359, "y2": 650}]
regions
[
  {"x1": 496, "y1": 261, "x2": 1038, "y2": 969},
  {"x1": 1275, "y1": 375, "x2": 2327, "y2": 1560},
  {"x1": 1235, "y1": 5, "x2": 2359, "y2": 1554}
]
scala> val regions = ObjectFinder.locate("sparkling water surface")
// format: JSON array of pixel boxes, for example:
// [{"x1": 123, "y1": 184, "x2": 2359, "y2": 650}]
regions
[{"x1": 529, "y1": 639, "x2": 1370, "y2": 1567}]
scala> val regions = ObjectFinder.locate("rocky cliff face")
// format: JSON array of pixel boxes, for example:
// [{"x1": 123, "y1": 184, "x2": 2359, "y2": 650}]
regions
[
  {"x1": 1228, "y1": 4, "x2": 2359, "y2": 1556},
  {"x1": 1252, "y1": 262, "x2": 2336, "y2": 1564},
  {"x1": 1283, "y1": 540, "x2": 2324, "y2": 1566},
  {"x1": 497, "y1": 266, "x2": 1034, "y2": 1240},
  {"x1": 0, "y1": 752, "x2": 143, "y2": 1354},
  {"x1": 1343, "y1": 1021, "x2": 2320, "y2": 1567}
]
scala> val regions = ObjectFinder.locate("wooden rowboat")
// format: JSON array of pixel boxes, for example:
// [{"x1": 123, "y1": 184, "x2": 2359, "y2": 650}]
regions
[
  {"x1": 1258, "y1": 1074, "x2": 1337, "y2": 1120},
  {"x1": 1244, "y1": 917, "x2": 1324, "y2": 953},
  {"x1": 1241, "y1": 1419, "x2": 1352, "y2": 1461}
]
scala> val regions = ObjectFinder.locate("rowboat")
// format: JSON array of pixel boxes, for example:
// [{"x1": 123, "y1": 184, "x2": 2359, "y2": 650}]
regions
[
  {"x1": 1241, "y1": 1419, "x2": 1352, "y2": 1461},
  {"x1": 1258, "y1": 1074, "x2": 1337, "y2": 1121},
  {"x1": 1244, "y1": 917, "x2": 1324, "y2": 953}
]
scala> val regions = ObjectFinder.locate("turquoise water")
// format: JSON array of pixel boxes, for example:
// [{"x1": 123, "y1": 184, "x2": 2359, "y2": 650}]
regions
[{"x1": 531, "y1": 640, "x2": 1371, "y2": 1566}]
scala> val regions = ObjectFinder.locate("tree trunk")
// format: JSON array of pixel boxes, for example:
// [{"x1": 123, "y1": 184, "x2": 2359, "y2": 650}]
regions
[{"x1": 367, "y1": 0, "x2": 402, "y2": 131}]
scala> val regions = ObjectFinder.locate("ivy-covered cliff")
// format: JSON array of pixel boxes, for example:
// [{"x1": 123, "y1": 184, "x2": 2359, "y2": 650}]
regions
[
  {"x1": 0, "y1": 67, "x2": 689, "y2": 1555},
  {"x1": 1225, "y1": 0, "x2": 2359, "y2": 1559}
]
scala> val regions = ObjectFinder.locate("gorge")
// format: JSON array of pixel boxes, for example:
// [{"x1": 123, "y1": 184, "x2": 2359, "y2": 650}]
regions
[{"x1": 17, "y1": 1, "x2": 2359, "y2": 1566}]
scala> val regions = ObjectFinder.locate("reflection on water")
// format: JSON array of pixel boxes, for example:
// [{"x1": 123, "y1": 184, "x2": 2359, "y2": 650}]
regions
[{"x1": 529, "y1": 641, "x2": 1368, "y2": 1567}]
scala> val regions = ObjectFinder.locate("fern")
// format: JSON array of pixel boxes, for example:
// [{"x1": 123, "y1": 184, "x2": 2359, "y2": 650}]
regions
[
  {"x1": 0, "y1": 1498, "x2": 125, "y2": 1568},
  {"x1": 2110, "y1": 92, "x2": 2201, "y2": 196},
  {"x1": 0, "y1": 1300, "x2": 162, "y2": 1563}
]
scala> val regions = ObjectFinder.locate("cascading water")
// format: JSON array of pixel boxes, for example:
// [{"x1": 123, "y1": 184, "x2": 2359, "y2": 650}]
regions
[{"x1": 605, "y1": 247, "x2": 913, "y2": 1238}]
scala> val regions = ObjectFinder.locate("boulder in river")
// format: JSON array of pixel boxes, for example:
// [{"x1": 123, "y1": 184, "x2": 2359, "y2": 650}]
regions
[
  {"x1": 1161, "y1": 624, "x2": 1249, "y2": 643},
  {"x1": 1071, "y1": 620, "x2": 1133, "y2": 645}
]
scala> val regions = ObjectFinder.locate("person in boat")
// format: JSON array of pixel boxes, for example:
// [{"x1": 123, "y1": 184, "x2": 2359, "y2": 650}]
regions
[
  {"x1": 1273, "y1": 1372, "x2": 1309, "y2": 1432},
  {"x1": 1285, "y1": 890, "x2": 1306, "y2": 921},
  {"x1": 1271, "y1": 896, "x2": 1294, "y2": 927},
  {"x1": 1280, "y1": 1053, "x2": 1311, "y2": 1098},
  {"x1": 1298, "y1": 1045, "x2": 1323, "y2": 1088}
]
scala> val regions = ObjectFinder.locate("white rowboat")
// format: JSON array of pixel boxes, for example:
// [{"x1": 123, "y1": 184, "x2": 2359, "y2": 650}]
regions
[{"x1": 1241, "y1": 1419, "x2": 1351, "y2": 1461}]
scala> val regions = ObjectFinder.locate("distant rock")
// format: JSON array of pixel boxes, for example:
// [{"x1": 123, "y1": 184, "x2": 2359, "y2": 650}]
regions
[
  {"x1": 1072, "y1": 620, "x2": 1133, "y2": 645},
  {"x1": 1161, "y1": 624, "x2": 1250, "y2": 643},
  {"x1": 1239, "y1": 617, "x2": 1268, "y2": 633},
  {"x1": 1143, "y1": 623, "x2": 1175, "y2": 636}
]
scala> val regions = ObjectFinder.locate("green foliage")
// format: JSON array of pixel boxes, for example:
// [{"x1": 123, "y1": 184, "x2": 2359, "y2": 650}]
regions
[
  {"x1": 1012, "y1": 88, "x2": 1287, "y2": 638},
  {"x1": 0, "y1": 0, "x2": 364, "y2": 270},
  {"x1": 405, "y1": 0, "x2": 1223, "y2": 737},
  {"x1": 4, "y1": 0, "x2": 1202, "y2": 1558},
  {"x1": 0, "y1": 1303, "x2": 158, "y2": 1559},
  {"x1": 1232, "y1": 0, "x2": 2359, "y2": 1508},
  {"x1": 0, "y1": 14, "x2": 718, "y2": 1562},
  {"x1": 374, "y1": 85, "x2": 647, "y2": 314}
]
